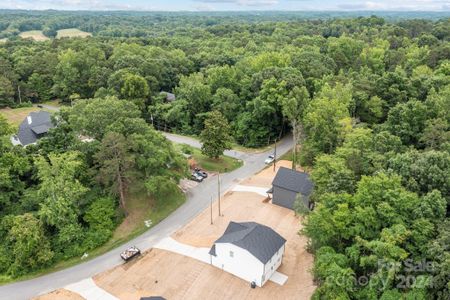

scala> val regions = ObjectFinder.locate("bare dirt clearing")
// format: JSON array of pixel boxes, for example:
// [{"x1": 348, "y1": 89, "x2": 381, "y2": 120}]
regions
[
  {"x1": 56, "y1": 28, "x2": 92, "y2": 39},
  {"x1": 240, "y1": 159, "x2": 305, "y2": 188},
  {"x1": 93, "y1": 160, "x2": 315, "y2": 300},
  {"x1": 32, "y1": 289, "x2": 84, "y2": 300},
  {"x1": 19, "y1": 30, "x2": 50, "y2": 41}
]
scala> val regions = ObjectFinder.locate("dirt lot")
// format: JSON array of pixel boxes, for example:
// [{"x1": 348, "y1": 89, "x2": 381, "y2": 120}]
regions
[
  {"x1": 33, "y1": 289, "x2": 83, "y2": 300},
  {"x1": 94, "y1": 160, "x2": 315, "y2": 300},
  {"x1": 240, "y1": 160, "x2": 304, "y2": 188},
  {"x1": 19, "y1": 30, "x2": 50, "y2": 41},
  {"x1": 56, "y1": 29, "x2": 92, "y2": 39}
]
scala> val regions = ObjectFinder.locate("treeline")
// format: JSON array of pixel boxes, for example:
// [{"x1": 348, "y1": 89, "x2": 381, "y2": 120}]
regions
[
  {"x1": 1, "y1": 10, "x2": 449, "y2": 39},
  {"x1": 1, "y1": 15, "x2": 449, "y2": 148},
  {"x1": 0, "y1": 97, "x2": 186, "y2": 277}
]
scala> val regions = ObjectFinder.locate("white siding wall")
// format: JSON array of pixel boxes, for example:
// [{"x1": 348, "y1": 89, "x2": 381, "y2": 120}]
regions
[
  {"x1": 210, "y1": 243, "x2": 285, "y2": 287},
  {"x1": 262, "y1": 244, "x2": 285, "y2": 285},
  {"x1": 211, "y1": 243, "x2": 264, "y2": 286}
]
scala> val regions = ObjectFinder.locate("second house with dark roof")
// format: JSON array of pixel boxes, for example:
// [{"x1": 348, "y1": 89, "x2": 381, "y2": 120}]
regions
[
  {"x1": 10, "y1": 111, "x2": 54, "y2": 147},
  {"x1": 268, "y1": 167, "x2": 314, "y2": 210},
  {"x1": 209, "y1": 221, "x2": 286, "y2": 287}
]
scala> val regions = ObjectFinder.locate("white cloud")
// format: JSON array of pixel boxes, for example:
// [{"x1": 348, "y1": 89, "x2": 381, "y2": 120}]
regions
[
  {"x1": 336, "y1": 0, "x2": 450, "y2": 11},
  {"x1": 0, "y1": 0, "x2": 152, "y2": 10},
  {"x1": 1, "y1": 0, "x2": 449, "y2": 11}
]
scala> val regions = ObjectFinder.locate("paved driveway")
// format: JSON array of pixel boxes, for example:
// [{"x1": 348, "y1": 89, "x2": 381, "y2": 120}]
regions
[
  {"x1": 162, "y1": 132, "x2": 247, "y2": 160},
  {"x1": 65, "y1": 278, "x2": 118, "y2": 300},
  {"x1": 0, "y1": 133, "x2": 293, "y2": 300}
]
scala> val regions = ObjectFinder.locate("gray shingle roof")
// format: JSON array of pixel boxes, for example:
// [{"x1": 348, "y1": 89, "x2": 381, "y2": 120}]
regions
[
  {"x1": 272, "y1": 167, "x2": 313, "y2": 196},
  {"x1": 31, "y1": 124, "x2": 51, "y2": 135},
  {"x1": 160, "y1": 91, "x2": 176, "y2": 102},
  {"x1": 209, "y1": 221, "x2": 286, "y2": 264},
  {"x1": 16, "y1": 111, "x2": 54, "y2": 146}
]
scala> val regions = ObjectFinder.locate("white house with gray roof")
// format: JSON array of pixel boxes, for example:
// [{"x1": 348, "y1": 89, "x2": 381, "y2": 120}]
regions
[
  {"x1": 11, "y1": 111, "x2": 54, "y2": 147},
  {"x1": 209, "y1": 221, "x2": 286, "y2": 287}
]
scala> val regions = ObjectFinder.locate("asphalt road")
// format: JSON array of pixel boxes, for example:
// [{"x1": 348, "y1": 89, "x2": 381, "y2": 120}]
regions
[{"x1": 0, "y1": 133, "x2": 293, "y2": 300}]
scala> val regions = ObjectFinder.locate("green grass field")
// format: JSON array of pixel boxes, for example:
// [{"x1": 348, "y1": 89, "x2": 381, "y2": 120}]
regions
[
  {"x1": 56, "y1": 28, "x2": 92, "y2": 39},
  {"x1": 19, "y1": 30, "x2": 49, "y2": 42},
  {"x1": 175, "y1": 144, "x2": 243, "y2": 173},
  {"x1": 191, "y1": 148, "x2": 243, "y2": 173}
]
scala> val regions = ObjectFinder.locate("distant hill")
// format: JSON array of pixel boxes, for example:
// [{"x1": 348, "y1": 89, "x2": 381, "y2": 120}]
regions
[{"x1": 0, "y1": 9, "x2": 449, "y2": 20}]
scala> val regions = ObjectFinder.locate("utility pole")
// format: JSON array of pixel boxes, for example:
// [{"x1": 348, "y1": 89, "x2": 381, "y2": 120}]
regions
[
  {"x1": 17, "y1": 86, "x2": 22, "y2": 104},
  {"x1": 273, "y1": 128, "x2": 283, "y2": 172},
  {"x1": 210, "y1": 196, "x2": 213, "y2": 225},
  {"x1": 273, "y1": 138, "x2": 277, "y2": 172},
  {"x1": 218, "y1": 172, "x2": 222, "y2": 216}
]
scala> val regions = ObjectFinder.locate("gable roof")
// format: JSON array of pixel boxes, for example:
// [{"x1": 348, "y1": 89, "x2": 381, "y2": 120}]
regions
[
  {"x1": 272, "y1": 167, "x2": 313, "y2": 196},
  {"x1": 16, "y1": 111, "x2": 54, "y2": 146},
  {"x1": 209, "y1": 221, "x2": 286, "y2": 264}
]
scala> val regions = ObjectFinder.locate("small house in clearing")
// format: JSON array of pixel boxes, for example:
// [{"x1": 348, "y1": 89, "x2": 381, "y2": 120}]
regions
[
  {"x1": 268, "y1": 167, "x2": 313, "y2": 210},
  {"x1": 209, "y1": 221, "x2": 286, "y2": 287},
  {"x1": 10, "y1": 111, "x2": 54, "y2": 147}
]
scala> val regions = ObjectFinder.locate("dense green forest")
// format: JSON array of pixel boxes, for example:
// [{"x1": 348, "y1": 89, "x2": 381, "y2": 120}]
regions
[{"x1": 0, "y1": 11, "x2": 449, "y2": 298}]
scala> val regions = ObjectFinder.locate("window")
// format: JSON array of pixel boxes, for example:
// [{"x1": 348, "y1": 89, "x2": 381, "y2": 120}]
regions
[{"x1": 229, "y1": 251, "x2": 234, "y2": 258}]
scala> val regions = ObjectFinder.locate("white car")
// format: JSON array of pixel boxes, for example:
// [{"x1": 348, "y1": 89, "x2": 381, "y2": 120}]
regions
[{"x1": 264, "y1": 154, "x2": 275, "y2": 164}]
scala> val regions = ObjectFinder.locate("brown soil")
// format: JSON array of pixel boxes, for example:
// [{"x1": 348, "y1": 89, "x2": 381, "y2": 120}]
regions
[
  {"x1": 32, "y1": 289, "x2": 84, "y2": 300},
  {"x1": 94, "y1": 160, "x2": 316, "y2": 300},
  {"x1": 240, "y1": 160, "x2": 305, "y2": 188}
]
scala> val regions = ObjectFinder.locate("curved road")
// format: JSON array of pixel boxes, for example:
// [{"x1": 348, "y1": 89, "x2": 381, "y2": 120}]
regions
[{"x1": 0, "y1": 133, "x2": 293, "y2": 300}]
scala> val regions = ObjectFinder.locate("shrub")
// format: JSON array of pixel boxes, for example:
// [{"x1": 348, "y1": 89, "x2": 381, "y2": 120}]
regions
[
  {"x1": 83, "y1": 197, "x2": 116, "y2": 249},
  {"x1": 180, "y1": 143, "x2": 194, "y2": 155}
]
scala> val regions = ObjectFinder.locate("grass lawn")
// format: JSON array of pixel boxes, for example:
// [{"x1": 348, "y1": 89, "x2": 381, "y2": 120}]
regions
[
  {"x1": 0, "y1": 106, "x2": 53, "y2": 126},
  {"x1": 175, "y1": 144, "x2": 243, "y2": 173},
  {"x1": 192, "y1": 149, "x2": 243, "y2": 173},
  {"x1": 56, "y1": 28, "x2": 92, "y2": 39},
  {"x1": 0, "y1": 180, "x2": 185, "y2": 285},
  {"x1": 41, "y1": 100, "x2": 62, "y2": 107},
  {"x1": 19, "y1": 30, "x2": 49, "y2": 42}
]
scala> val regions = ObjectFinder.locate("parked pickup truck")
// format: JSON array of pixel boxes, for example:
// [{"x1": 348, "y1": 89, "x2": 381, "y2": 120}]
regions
[{"x1": 120, "y1": 246, "x2": 141, "y2": 261}]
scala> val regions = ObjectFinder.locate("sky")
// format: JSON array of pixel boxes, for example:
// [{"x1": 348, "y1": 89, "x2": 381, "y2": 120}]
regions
[{"x1": 1, "y1": 0, "x2": 449, "y2": 11}]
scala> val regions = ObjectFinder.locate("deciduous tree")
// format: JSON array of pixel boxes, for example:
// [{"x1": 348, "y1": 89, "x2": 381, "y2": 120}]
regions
[{"x1": 200, "y1": 111, "x2": 233, "y2": 159}]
